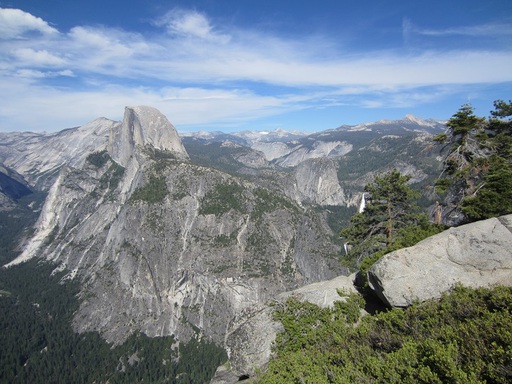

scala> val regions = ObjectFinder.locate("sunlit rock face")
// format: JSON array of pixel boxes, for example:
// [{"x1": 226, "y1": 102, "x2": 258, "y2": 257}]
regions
[
  {"x1": 0, "y1": 118, "x2": 114, "y2": 190},
  {"x1": 108, "y1": 106, "x2": 189, "y2": 167},
  {"x1": 368, "y1": 214, "x2": 512, "y2": 307}
]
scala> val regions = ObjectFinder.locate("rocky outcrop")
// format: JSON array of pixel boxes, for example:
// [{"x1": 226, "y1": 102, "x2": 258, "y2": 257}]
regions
[
  {"x1": 212, "y1": 274, "x2": 358, "y2": 382},
  {"x1": 368, "y1": 214, "x2": 512, "y2": 307},
  {"x1": 275, "y1": 140, "x2": 352, "y2": 168},
  {"x1": 0, "y1": 118, "x2": 114, "y2": 190},
  {"x1": 108, "y1": 106, "x2": 189, "y2": 167}
]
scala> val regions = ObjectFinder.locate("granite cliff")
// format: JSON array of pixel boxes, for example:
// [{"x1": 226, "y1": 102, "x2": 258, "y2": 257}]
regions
[{"x1": 5, "y1": 106, "x2": 342, "y2": 347}]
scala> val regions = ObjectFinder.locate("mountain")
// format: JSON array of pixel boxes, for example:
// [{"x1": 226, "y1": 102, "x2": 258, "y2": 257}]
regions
[
  {"x1": 183, "y1": 115, "x2": 444, "y2": 167},
  {"x1": 0, "y1": 108, "x2": 448, "y2": 381},
  {"x1": 182, "y1": 115, "x2": 446, "y2": 230},
  {"x1": 3, "y1": 106, "x2": 342, "y2": 348}
]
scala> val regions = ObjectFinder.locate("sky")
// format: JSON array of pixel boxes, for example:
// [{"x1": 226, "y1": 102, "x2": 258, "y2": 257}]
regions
[{"x1": 0, "y1": 0, "x2": 511, "y2": 133}]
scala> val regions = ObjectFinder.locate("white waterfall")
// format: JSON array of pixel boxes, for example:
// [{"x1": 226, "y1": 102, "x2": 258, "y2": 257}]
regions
[{"x1": 358, "y1": 193, "x2": 366, "y2": 213}]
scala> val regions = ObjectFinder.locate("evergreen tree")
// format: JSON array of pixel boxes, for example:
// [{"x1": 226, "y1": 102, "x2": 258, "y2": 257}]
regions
[
  {"x1": 435, "y1": 100, "x2": 512, "y2": 224},
  {"x1": 341, "y1": 169, "x2": 440, "y2": 268}
]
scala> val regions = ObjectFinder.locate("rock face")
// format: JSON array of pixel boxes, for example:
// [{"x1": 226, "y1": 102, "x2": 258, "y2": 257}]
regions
[
  {"x1": 368, "y1": 215, "x2": 512, "y2": 307},
  {"x1": 6, "y1": 106, "x2": 343, "y2": 347},
  {"x1": 108, "y1": 106, "x2": 189, "y2": 167},
  {"x1": 291, "y1": 158, "x2": 350, "y2": 206},
  {"x1": 212, "y1": 274, "x2": 358, "y2": 383},
  {"x1": 0, "y1": 119, "x2": 114, "y2": 190}
]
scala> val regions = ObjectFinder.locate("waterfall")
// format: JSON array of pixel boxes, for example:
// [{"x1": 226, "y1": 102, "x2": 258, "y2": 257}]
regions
[{"x1": 358, "y1": 193, "x2": 366, "y2": 213}]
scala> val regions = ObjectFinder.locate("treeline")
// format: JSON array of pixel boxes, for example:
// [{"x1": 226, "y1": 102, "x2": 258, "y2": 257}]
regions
[
  {"x1": 0, "y1": 260, "x2": 226, "y2": 383},
  {"x1": 0, "y1": 191, "x2": 46, "y2": 266}
]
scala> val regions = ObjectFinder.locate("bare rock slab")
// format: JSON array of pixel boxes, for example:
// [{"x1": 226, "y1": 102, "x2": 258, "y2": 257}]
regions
[
  {"x1": 211, "y1": 274, "x2": 358, "y2": 383},
  {"x1": 368, "y1": 215, "x2": 512, "y2": 307}
]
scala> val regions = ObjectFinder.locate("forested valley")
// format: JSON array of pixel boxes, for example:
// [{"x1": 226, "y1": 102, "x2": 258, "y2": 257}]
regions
[{"x1": 0, "y1": 260, "x2": 226, "y2": 383}]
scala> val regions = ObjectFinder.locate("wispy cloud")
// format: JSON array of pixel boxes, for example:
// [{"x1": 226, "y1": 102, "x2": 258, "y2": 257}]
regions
[
  {"x1": 154, "y1": 8, "x2": 230, "y2": 43},
  {"x1": 12, "y1": 48, "x2": 66, "y2": 66},
  {"x1": 403, "y1": 18, "x2": 512, "y2": 38},
  {"x1": 0, "y1": 7, "x2": 511, "y2": 131}
]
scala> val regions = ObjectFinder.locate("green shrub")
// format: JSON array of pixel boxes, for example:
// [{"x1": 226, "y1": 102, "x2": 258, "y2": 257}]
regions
[
  {"x1": 258, "y1": 285, "x2": 512, "y2": 383},
  {"x1": 86, "y1": 150, "x2": 110, "y2": 168},
  {"x1": 130, "y1": 175, "x2": 168, "y2": 203},
  {"x1": 199, "y1": 182, "x2": 246, "y2": 216}
]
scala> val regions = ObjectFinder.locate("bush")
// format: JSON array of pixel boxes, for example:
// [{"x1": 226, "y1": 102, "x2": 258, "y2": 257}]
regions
[
  {"x1": 86, "y1": 150, "x2": 110, "y2": 168},
  {"x1": 257, "y1": 285, "x2": 512, "y2": 383},
  {"x1": 130, "y1": 175, "x2": 168, "y2": 203}
]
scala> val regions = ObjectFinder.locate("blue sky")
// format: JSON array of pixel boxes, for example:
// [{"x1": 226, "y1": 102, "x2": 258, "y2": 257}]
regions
[{"x1": 0, "y1": 0, "x2": 511, "y2": 133}]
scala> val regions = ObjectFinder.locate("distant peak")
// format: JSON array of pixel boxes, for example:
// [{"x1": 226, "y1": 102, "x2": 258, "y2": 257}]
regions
[{"x1": 403, "y1": 114, "x2": 425, "y2": 124}]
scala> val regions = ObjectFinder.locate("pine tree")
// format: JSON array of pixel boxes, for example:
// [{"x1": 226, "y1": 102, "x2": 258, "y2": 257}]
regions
[
  {"x1": 341, "y1": 169, "x2": 439, "y2": 267},
  {"x1": 434, "y1": 100, "x2": 512, "y2": 224}
]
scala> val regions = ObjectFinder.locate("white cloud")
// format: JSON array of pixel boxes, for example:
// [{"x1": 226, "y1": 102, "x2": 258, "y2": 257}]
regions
[
  {"x1": 0, "y1": 8, "x2": 58, "y2": 39},
  {"x1": 154, "y1": 9, "x2": 231, "y2": 42},
  {"x1": 12, "y1": 48, "x2": 66, "y2": 66},
  {"x1": 405, "y1": 19, "x2": 512, "y2": 37},
  {"x1": 15, "y1": 69, "x2": 75, "y2": 78},
  {"x1": 0, "y1": 79, "x2": 306, "y2": 131},
  {"x1": 1, "y1": 8, "x2": 511, "y2": 132}
]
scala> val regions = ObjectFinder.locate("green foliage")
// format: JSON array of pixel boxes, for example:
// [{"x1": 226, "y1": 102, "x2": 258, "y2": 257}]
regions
[
  {"x1": 130, "y1": 175, "x2": 168, "y2": 203},
  {"x1": 251, "y1": 187, "x2": 297, "y2": 220},
  {"x1": 199, "y1": 182, "x2": 246, "y2": 216},
  {"x1": 490, "y1": 99, "x2": 512, "y2": 120},
  {"x1": 86, "y1": 150, "x2": 110, "y2": 168},
  {"x1": 434, "y1": 177, "x2": 452, "y2": 194},
  {"x1": 0, "y1": 260, "x2": 226, "y2": 383},
  {"x1": 258, "y1": 285, "x2": 512, "y2": 383},
  {"x1": 435, "y1": 100, "x2": 512, "y2": 223},
  {"x1": 446, "y1": 104, "x2": 484, "y2": 145},
  {"x1": 146, "y1": 147, "x2": 177, "y2": 160},
  {"x1": 99, "y1": 162, "x2": 125, "y2": 191},
  {"x1": 433, "y1": 133, "x2": 447, "y2": 143},
  {"x1": 340, "y1": 169, "x2": 442, "y2": 273},
  {"x1": 461, "y1": 155, "x2": 512, "y2": 220}
]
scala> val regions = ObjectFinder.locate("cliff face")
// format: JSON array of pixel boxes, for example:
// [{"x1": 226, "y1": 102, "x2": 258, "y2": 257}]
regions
[
  {"x1": 108, "y1": 106, "x2": 189, "y2": 167},
  {"x1": 7, "y1": 106, "x2": 342, "y2": 345}
]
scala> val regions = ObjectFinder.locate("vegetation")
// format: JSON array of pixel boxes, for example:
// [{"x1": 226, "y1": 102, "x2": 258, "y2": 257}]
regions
[
  {"x1": 259, "y1": 100, "x2": 512, "y2": 383},
  {"x1": 340, "y1": 169, "x2": 444, "y2": 276},
  {"x1": 257, "y1": 285, "x2": 512, "y2": 383},
  {"x1": 199, "y1": 182, "x2": 246, "y2": 216},
  {"x1": 86, "y1": 150, "x2": 110, "y2": 168},
  {"x1": 86, "y1": 150, "x2": 125, "y2": 198},
  {"x1": 435, "y1": 100, "x2": 512, "y2": 222},
  {"x1": 0, "y1": 191, "x2": 46, "y2": 265},
  {"x1": 130, "y1": 175, "x2": 168, "y2": 203},
  {"x1": 251, "y1": 187, "x2": 298, "y2": 220},
  {"x1": 0, "y1": 260, "x2": 226, "y2": 383},
  {"x1": 99, "y1": 162, "x2": 125, "y2": 192}
]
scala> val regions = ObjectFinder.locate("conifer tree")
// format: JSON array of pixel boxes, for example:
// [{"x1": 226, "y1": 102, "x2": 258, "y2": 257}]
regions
[
  {"x1": 341, "y1": 169, "x2": 439, "y2": 266},
  {"x1": 435, "y1": 100, "x2": 512, "y2": 223}
]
